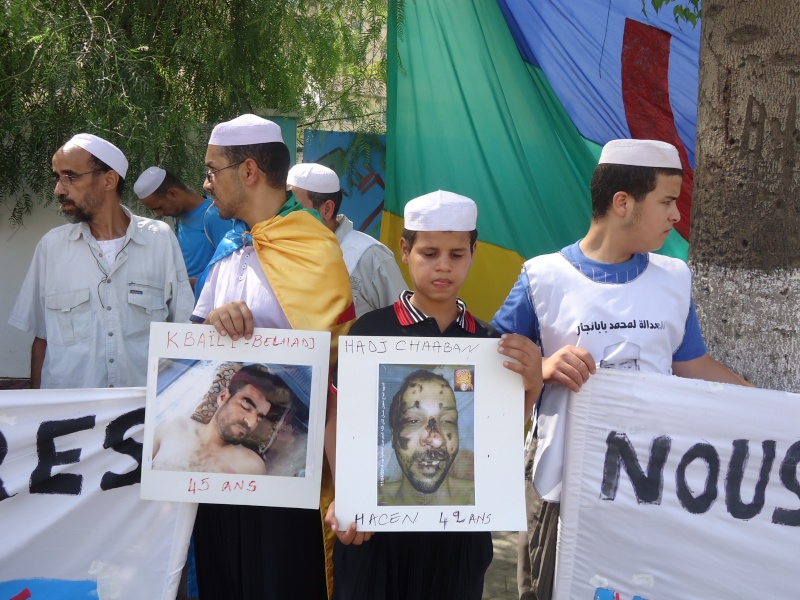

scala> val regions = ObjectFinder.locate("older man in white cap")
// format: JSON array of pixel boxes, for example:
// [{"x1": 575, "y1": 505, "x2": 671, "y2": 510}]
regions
[
  {"x1": 7, "y1": 133, "x2": 193, "y2": 389},
  {"x1": 491, "y1": 139, "x2": 750, "y2": 600},
  {"x1": 134, "y1": 166, "x2": 233, "y2": 289},
  {"x1": 325, "y1": 189, "x2": 542, "y2": 600},
  {"x1": 190, "y1": 114, "x2": 354, "y2": 600},
  {"x1": 288, "y1": 162, "x2": 406, "y2": 317}
]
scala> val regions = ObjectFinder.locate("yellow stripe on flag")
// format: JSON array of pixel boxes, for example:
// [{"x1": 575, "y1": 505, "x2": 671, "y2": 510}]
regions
[{"x1": 251, "y1": 210, "x2": 355, "y2": 366}]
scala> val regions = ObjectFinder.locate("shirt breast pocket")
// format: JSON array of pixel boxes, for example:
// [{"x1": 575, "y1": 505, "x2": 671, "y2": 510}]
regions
[
  {"x1": 126, "y1": 282, "x2": 168, "y2": 338},
  {"x1": 44, "y1": 289, "x2": 92, "y2": 346}
]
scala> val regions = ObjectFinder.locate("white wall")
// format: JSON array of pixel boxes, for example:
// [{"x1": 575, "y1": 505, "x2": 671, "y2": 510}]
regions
[{"x1": 0, "y1": 203, "x2": 65, "y2": 379}]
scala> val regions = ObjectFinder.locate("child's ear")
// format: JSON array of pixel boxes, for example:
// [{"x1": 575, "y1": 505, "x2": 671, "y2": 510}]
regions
[
  {"x1": 611, "y1": 191, "x2": 631, "y2": 218},
  {"x1": 321, "y1": 199, "x2": 336, "y2": 220},
  {"x1": 400, "y1": 237, "x2": 411, "y2": 264}
]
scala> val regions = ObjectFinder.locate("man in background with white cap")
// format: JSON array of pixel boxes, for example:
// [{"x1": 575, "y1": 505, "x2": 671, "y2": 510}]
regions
[
  {"x1": 491, "y1": 139, "x2": 750, "y2": 600},
  {"x1": 288, "y1": 162, "x2": 406, "y2": 317},
  {"x1": 191, "y1": 114, "x2": 355, "y2": 600},
  {"x1": 326, "y1": 190, "x2": 542, "y2": 600},
  {"x1": 8, "y1": 133, "x2": 193, "y2": 389},
  {"x1": 134, "y1": 167, "x2": 233, "y2": 290}
]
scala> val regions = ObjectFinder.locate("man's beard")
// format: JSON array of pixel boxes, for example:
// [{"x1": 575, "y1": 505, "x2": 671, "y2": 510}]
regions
[
  {"x1": 215, "y1": 196, "x2": 242, "y2": 221},
  {"x1": 218, "y1": 421, "x2": 248, "y2": 445},
  {"x1": 212, "y1": 179, "x2": 248, "y2": 221},
  {"x1": 59, "y1": 198, "x2": 94, "y2": 224},
  {"x1": 402, "y1": 448, "x2": 455, "y2": 494}
]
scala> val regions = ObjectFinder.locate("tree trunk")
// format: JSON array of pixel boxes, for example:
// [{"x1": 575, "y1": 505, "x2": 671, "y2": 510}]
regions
[{"x1": 691, "y1": 0, "x2": 800, "y2": 392}]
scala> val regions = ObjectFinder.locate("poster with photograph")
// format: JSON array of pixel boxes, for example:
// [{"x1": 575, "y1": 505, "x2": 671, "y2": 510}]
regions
[
  {"x1": 335, "y1": 336, "x2": 526, "y2": 532},
  {"x1": 141, "y1": 322, "x2": 330, "y2": 509},
  {"x1": 376, "y1": 363, "x2": 477, "y2": 508}
]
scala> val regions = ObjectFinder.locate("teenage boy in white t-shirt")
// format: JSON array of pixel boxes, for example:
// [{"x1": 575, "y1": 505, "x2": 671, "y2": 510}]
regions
[{"x1": 492, "y1": 139, "x2": 750, "y2": 600}]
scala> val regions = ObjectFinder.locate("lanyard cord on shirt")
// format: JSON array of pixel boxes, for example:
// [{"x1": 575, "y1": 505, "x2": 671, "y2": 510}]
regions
[{"x1": 89, "y1": 238, "x2": 132, "y2": 309}]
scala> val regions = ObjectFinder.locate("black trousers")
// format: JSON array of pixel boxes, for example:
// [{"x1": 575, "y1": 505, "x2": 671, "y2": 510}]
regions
[{"x1": 194, "y1": 504, "x2": 328, "y2": 600}]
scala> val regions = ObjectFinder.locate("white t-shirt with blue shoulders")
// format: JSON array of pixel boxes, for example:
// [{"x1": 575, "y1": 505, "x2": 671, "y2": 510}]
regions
[{"x1": 492, "y1": 241, "x2": 706, "y2": 502}]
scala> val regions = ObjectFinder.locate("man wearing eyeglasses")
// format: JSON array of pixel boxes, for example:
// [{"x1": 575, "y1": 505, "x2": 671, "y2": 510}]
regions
[
  {"x1": 7, "y1": 133, "x2": 194, "y2": 389},
  {"x1": 190, "y1": 114, "x2": 355, "y2": 600}
]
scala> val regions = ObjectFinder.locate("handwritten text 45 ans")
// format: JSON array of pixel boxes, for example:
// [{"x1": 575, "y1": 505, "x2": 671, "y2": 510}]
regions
[{"x1": 187, "y1": 477, "x2": 257, "y2": 494}]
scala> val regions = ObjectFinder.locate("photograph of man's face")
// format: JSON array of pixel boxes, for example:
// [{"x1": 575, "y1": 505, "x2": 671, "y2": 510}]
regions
[
  {"x1": 391, "y1": 371, "x2": 459, "y2": 493},
  {"x1": 377, "y1": 365, "x2": 475, "y2": 507},
  {"x1": 214, "y1": 381, "x2": 277, "y2": 445},
  {"x1": 150, "y1": 360, "x2": 310, "y2": 477}
]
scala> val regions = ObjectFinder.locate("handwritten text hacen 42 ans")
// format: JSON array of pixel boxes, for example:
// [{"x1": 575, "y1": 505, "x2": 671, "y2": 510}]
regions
[{"x1": 352, "y1": 510, "x2": 491, "y2": 530}]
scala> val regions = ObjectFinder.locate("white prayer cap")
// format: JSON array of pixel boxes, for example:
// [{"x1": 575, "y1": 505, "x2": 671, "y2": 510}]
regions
[
  {"x1": 133, "y1": 167, "x2": 167, "y2": 199},
  {"x1": 66, "y1": 133, "x2": 129, "y2": 179},
  {"x1": 598, "y1": 139, "x2": 682, "y2": 169},
  {"x1": 287, "y1": 163, "x2": 340, "y2": 194},
  {"x1": 404, "y1": 190, "x2": 477, "y2": 232},
  {"x1": 208, "y1": 114, "x2": 284, "y2": 146}
]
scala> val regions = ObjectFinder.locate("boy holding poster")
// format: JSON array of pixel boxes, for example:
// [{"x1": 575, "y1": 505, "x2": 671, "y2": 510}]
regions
[
  {"x1": 491, "y1": 139, "x2": 750, "y2": 600},
  {"x1": 327, "y1": 190, "x2": 543, "y2": 599}
]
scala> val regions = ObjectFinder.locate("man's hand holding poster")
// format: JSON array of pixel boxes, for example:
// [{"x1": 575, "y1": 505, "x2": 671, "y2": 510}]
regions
[
  {"x1": 335, "y1": 336, "x2": 527, "y2": 532},
  {"x1": 556, "y1": 370, "x2": 800, "y2": 599},
  {"x1": 140, "y1": 322, "x2": 330, "y2": 509}
]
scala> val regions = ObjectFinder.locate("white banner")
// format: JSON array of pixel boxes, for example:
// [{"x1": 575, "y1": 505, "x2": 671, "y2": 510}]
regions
[
  {"x1": 556, "y1": 370, "x2": 800, "y2": 599},
  {"x1": 335, "y1": 336, "x2": 526, "y2": 532},
  {"x1": 0, "y1": 387, "x2": 195, "y2": 600}
]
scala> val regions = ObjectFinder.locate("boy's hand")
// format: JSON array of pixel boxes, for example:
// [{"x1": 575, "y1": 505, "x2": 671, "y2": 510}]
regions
[
  {"x1": 497, "y1": 334, "x2": 543, "y2": 395},
  {"x1": 543, "y1": 346, "x2": 595, "y2": 392},
  {"x1": 325, "y1": 500, "x2": 374, "y2": 546},
  {"x1": 204, "y1": 301, "x2": 254, "y2": 341}
]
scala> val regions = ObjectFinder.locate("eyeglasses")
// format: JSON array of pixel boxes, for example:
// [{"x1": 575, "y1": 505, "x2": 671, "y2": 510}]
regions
[
  {"x1": 52, "y1": 169, "x2": 105, "y2": 187},
  {"x1": 205, "y1": 161, "x2": 244, "y2": 183}
]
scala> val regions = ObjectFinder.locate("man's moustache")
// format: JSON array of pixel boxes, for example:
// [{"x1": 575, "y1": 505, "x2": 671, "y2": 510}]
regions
[{"x1": 415, "y1": 448, "x2": 450, "y2": 463}]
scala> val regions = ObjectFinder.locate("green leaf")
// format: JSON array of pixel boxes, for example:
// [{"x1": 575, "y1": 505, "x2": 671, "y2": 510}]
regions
[{"x1": 0, "y1": 0, "x2": 389, "y2": 223}]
